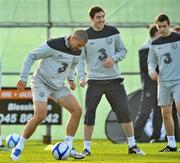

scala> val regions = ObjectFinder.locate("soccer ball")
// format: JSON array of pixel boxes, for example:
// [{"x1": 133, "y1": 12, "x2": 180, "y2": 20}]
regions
[
  {"x1": 52, "y1": 142, "x2": 71, "y2": 160},
  {"x1": 6, "y1": 133, "x2": 20, "y2": 149}
]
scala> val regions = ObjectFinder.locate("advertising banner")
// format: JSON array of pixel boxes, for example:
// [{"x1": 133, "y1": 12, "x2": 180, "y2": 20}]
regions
[{"x1": 0, "y1": 88, "x2": 62, "y2": 125}]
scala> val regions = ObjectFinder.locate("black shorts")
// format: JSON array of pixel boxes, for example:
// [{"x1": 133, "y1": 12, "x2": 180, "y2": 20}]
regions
[{"x1": 84, "y1": 78, "x2": 132, "y2": 125}]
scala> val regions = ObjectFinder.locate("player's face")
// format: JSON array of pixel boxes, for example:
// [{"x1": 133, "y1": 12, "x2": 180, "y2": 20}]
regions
[
  {"x1": 156, "y1": 21, "x2": 170, "y2": 37},
  {"x1": 70, "y1": 37, "x2": 86, "y2": 52},
  {"x1": 91, "y1": 11, "x2": 105, "y2": 31}
]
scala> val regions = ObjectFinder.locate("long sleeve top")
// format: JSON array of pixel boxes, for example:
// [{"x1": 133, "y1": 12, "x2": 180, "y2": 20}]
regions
[
  {"x1": 20, "y1": 37, "x2": 81, "y2": 89},
  {"x1": 77, "y1": 25, "x2": 127, "y2": 80},
  {"x1": 148, "y1": 32, "x2": 180, "y2": 82}
]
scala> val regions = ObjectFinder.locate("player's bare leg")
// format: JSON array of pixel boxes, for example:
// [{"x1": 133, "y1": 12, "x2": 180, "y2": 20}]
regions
[
  {"x1": 57, "y1": 95, "x2": 84, "y2": 159},
  {"x1": 11, "y1": 102, "x2": 47, "y2": 160},
  {"x1": 160, "y1": 106, "x2": 177, "y2": 152}
]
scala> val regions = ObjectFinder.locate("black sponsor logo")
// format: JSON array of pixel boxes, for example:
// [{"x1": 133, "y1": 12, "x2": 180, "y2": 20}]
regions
[
  {"x1": 58, "y1": 63, "x2": 68, "y2": 73},
  {"x1": 98, "y1": 48, "x2": 108, "y2": 61},
  {"x1": 163, "y1": 53, "x2": 172, "y2": 64}
]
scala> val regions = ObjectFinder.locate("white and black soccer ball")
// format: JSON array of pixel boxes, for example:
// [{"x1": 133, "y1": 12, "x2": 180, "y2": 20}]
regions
[
  {"x1": 52, "y1": 142, "x2": 71, "y2": 160},
  {"x1": 6, "y1": 133, "x2": 20, "y2": 149}
]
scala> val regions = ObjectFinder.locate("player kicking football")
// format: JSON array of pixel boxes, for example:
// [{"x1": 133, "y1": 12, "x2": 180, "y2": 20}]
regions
[{"x1": 10, "y1": 30, "x2": 88, "y2": 160}]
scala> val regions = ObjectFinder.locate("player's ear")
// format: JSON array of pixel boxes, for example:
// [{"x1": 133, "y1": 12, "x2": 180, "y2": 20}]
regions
[{"x1": 71, "y1": 35, "x2": 78, "y2": 42}]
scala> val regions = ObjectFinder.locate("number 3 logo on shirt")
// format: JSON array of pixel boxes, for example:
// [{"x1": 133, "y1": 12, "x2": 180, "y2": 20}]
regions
[
  {"x1": 163, "y1": 53, "x2": 172, "y2": 64},
  {"x1": 58, "y1": 63, "x2": 68, "y2": 73},
  {"x1": 98, "y1": 48, "x2": 108, "y2": 61}
]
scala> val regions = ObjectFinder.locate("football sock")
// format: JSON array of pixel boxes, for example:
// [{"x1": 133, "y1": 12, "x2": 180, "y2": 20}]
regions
[
  {"x1": 65, "y1": 135, "x2": 73, "y2": 149},
  {"x1": 127, "y1": 136, "x2": 136, "y2": 148},
  {"x1": 84, "y1": 140, "x2": 91, "y2": 151},
  {"x1": 167, "y1": 136, "x2": 176, "y2": 148},
  {"x1": 0, "y1": 135, "x2": 2, "y2": 146},
  {"x1": 15, "y1": 136, "x2": 27, "y2": 150}
]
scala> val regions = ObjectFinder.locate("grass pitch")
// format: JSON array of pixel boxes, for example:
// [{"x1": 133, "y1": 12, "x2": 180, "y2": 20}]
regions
[{"x1": 0, "y1": 140, "x2": 180, "y2": 163}]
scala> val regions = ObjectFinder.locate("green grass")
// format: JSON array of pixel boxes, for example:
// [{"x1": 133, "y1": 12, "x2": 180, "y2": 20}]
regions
[{"x1": 1, "y1": 140, "x2": 180, "y2": 163}]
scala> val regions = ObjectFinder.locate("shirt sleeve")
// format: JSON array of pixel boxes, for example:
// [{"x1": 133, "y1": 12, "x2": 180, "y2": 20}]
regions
[
  {"x1": 112, "y1": 34, "x2": 127, "y2": 62},
  {"x1": 76, "y1": 47, "x2": 86, "y2": 80},
  {"x1": 67, "y1": 57, "x2": 79, "y2": 81},
  {"x1": 147, "y1": 45, "x2": 158, "y2": 75},
  {"x1": 20, "y1": 43, "x2": 51, "y2": 82}
]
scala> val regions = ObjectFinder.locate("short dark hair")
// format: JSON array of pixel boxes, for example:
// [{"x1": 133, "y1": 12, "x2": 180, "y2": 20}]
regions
[
  {"x1": 149, "y1": 24, "x2": 158, "y2": 38},
  {"x1": 173, "y1": 25, "x2": 180, "y2": 32},
  {"x1": 73, "y1": 30, "x2": 88, "y2": 43},
  {"x1": 155, "y1": 14, "x2": 170, "y2": 25},
  {"x1": 89, "y1": 6, "x2": 105, "y2": 18}
]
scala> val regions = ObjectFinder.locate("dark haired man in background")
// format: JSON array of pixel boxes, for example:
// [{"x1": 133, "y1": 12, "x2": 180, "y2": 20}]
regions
[
  {"x1": 77, "y1": 6, "x2": 145, "y2": 156},
  {"x1": 148, "y1": 14, "x2": 180, "y2": 152}
]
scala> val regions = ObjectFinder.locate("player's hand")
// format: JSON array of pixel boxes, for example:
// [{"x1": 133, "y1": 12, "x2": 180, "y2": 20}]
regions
[
  {"x1": 79, "y1": 80, "x2": 86, "y2": 88},
  {"x1": 103, "y1": 58, "x2": 114, "y2": 68},
  {"x1": 16, "y1": 80, "x2": 27, "y2": 91},
  {"x1": 149, "y1": 71, "x2": 158, "y2": 81},
  {"x1": 68, "y1": 80, "x2": 76, "y2": 90}
]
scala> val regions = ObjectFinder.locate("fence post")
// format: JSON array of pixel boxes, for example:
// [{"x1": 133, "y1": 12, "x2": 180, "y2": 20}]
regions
[{"x1": 43, "y1": 0, "x2": 52, "y2": 144}]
